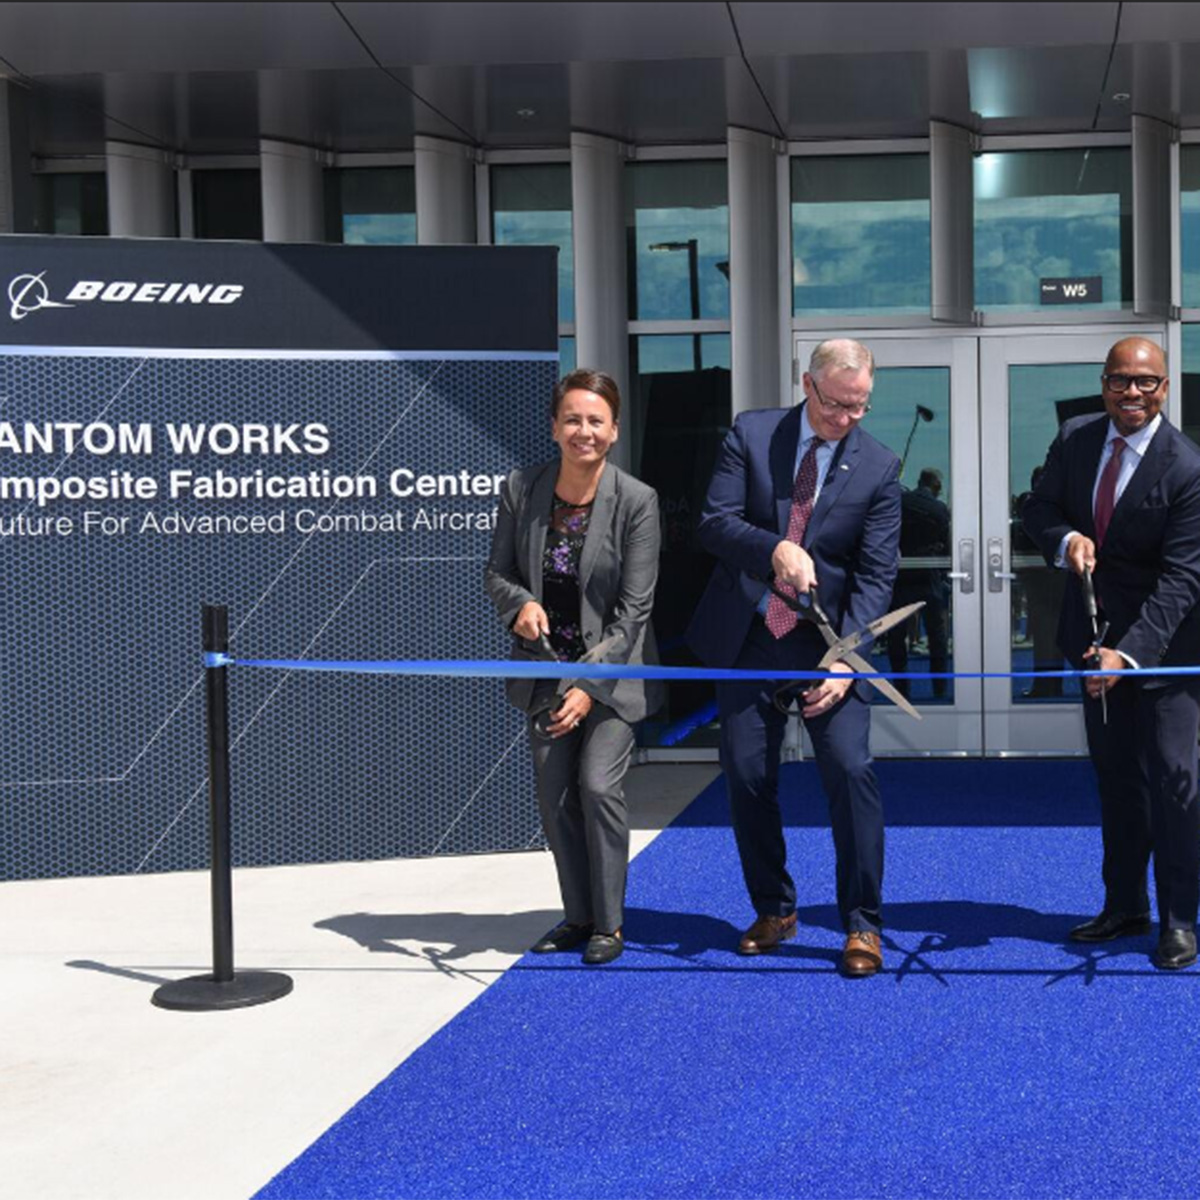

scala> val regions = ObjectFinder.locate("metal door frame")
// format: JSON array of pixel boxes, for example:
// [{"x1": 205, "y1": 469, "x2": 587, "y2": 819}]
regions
[
  {"x1": 793, "y1": 333, "x2": 981, "y2": 756},
  {"x1": 977, "y1": 326, "x2": 1165, "y2": 755}
]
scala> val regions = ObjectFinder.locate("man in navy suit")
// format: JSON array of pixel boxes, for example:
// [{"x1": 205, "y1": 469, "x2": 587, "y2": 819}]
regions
[
  {"x1": 1023, "y1": 337, "x2": 1200, "y2": 970},
  {"x1": 687, "y1": 338, "x2": 901, "y2": 977}
]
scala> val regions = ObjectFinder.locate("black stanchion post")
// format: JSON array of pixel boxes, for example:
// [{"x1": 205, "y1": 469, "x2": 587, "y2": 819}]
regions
[
  {"x1": 152, "y1": 605, "x2": 293, "y2": 1011},
  {"x1": 207, "y1": 603, "x2": 235, "y2": 984}
]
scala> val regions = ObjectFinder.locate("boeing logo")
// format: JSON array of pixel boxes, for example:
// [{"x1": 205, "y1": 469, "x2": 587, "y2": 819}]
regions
[
  {"x1": 7, "y1": 272, "x2": 245, "y2": 320},
  {"x1": 8, "y1": 273, "x2": 73, "y2": 320}
]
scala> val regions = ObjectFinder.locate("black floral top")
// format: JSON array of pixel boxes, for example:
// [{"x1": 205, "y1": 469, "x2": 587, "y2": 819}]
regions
[{"x1": 542, "y1": 494, "x2": 592, "y2": 661}]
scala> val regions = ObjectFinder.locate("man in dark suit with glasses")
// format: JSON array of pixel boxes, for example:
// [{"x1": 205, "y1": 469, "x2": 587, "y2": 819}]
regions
[
  {"x1": 687, "y1": 338, "x2": 902, "y2": 977},
  {"x1": 1023, "y1": 336, "x2": 1200, "y2": 970}
]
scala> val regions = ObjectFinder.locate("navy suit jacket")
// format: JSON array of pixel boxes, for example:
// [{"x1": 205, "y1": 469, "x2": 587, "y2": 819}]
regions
[
  {"x1": 1022, "y1": 413, "x2": 1200, "y2": 673},
  {"x1": 686, "y1": 404, "x2": 902, "y2": 676}
]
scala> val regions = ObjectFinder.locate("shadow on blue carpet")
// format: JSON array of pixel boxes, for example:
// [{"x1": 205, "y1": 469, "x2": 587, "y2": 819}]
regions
[{"x1": 257, "y1": 760, "x2": 1199, "y2": 1200}]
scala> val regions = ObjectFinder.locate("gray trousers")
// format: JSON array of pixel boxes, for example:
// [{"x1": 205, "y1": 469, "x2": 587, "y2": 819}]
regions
[{"x1": 529, "y1": 683, "x2": 635, "y2": 935}]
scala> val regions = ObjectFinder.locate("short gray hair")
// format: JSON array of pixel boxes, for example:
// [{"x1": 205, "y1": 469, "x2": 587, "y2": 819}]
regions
[{"x1": 809, "y1": 338, "x2": 875, "y2": 380}]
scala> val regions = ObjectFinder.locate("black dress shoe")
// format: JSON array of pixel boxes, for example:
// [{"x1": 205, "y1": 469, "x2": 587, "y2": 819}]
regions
[
  {"x1": 530, "y1": 922, "x2": 592, "y2": 954},
  {"x1": 1068, "y1": 910, "x2": 1152, "y2": 943},
  {"x1": 1156, "y1": 928, "x2": 1198, "y2": 970},
  {"x1": 583, "y1": 930, "x2": 623, "y2": 965}
]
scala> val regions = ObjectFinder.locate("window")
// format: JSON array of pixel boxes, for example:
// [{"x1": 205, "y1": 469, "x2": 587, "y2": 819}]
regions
[
  {"x1": 862, "y1": 367, "x2": 954, "y2": 705},
  {"x1": 1006, "y1": 362, "x2": 1101, "y2": 701},
  {"x1": 634, "y1": 333, "x2": 730, "y2": 376},
  {"x1": 1180, "y1": 147, "x2": 1200, "y2": 309},
  {"x1": 326, "y1": 167, "x2": 416, "y2": 245},
  {"x1": 33, "y1": 173, "x2": 107, "y2": 236},
  {"x1": 621, "y1": 159, "x2": 730, "y2": 748},
  {"x1": 626, "y1": 161, "x2": 729, "y2": 321},
  {"x1": 630, "y1": 333, "x2": 731, "y2": 750},
  {"x1": 192, "y1": 170, "x2": 263, "y2": 241},
  {"x1": 1179, "y1": 325, "x2": 1200, "y2": 448},
  {"x1": 791, "y1": 155, "x2": 930, "y2": 315},
  {"x1": 491, "y1": 163, "x2": 573, "y2": 325},
  {"x1": 974, "y1": 148, "x2": 1131, "y2": 311}
]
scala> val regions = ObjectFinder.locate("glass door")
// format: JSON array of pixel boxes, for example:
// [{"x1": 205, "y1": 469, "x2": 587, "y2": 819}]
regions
[
  {"x1": 978, "y1": 329, "x2": 1165, "y2": 754},
  {"x1": 793, "y1": 335, "x2": 982, "y2": 755}
]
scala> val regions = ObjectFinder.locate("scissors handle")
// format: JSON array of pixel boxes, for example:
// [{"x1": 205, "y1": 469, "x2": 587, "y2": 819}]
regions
[
  {"x1": 526, "y1": 632, "x2": 627, "y2": 740},
  {"x1": 767, "y1": 577, "x2": 830, "y2": 627},
  {"x1": 1081, "y1": 566, "x2": 1099, "y2": 625},
  {"x1": 520, "y1": 631, "x2": 558, "y2": 662}
]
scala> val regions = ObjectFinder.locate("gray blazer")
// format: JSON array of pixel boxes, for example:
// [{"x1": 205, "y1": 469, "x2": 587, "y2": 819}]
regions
[{"x1": 484, "y1": 460, "x2": 665, "y2": 724}]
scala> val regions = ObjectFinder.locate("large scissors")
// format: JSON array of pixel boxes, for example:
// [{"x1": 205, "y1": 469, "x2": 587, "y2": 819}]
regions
[
  {"x1": 522, "y1": 631, "x2": 626, "y2": 739},
  {"x1": 1081, "y1": 566, "x2": 1110, "y2": 726},
  {"x1": 766, "y1": 580, "x2": 925, "y2": 721}
]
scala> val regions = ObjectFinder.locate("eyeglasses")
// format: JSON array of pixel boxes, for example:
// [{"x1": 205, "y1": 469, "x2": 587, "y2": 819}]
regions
[
  {"x1": 810, "y1": 377, "x2": 871, "y2": 419},
  {"x1": 1102, "y1": 373, "x2": 1166, "y2": 394}
]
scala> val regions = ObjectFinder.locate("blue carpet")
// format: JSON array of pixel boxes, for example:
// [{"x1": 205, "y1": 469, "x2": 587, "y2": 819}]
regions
[{"x1": 257, "y1": 762, "x2": 1199, "y2": 1200}]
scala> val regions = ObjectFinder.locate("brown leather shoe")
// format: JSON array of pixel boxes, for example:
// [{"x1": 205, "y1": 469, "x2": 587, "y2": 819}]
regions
[
  {"x1": 841, "y1": 930, "x2": 883, "y2": 977},
  {"x1": 737, "y1": 912, "x2": 797, "y2": 955}
]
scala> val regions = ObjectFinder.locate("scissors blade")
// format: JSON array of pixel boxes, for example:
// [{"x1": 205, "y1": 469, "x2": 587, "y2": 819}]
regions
[
  {"x1": 837, "y1": 650, "x2": 923, "y2": 721},
  {"x1": 821, "y1": 601, "x2": 927, "y2": 661},
  {"x1": 811, "y1": 616, "x2": 839, "y2": 652},
  {"x1": 770, "y1": 581, "x2": 918, "y2": 717},
  {"x1": 860, "y1": 601, "x2": 926, "y2": 645},
  {"x1": 1081, "y1": 573, "x2": 1109, "y2": 725}
]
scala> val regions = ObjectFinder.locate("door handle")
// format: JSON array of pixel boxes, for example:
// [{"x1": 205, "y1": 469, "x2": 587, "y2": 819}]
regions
[
  {"x1": 951, "y1": 538, "x2": 974, "y2": 594},
  {"x1": 987, "y1": 536, "x2": 1015, "y2": 591}
]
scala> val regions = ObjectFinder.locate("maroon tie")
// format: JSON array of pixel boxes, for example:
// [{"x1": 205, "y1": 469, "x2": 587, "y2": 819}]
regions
[
  {"x1": 1093, "y1": 437, "x2": 1126, "y2": 548},
  {"x1": 765, "y1": 437, "x2": 824, "y2": 638}
]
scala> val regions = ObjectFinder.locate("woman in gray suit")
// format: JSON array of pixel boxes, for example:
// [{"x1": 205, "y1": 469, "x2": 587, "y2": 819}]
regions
[{"x1": 485, "y1": 368, "x2": 663, "y2": 965}]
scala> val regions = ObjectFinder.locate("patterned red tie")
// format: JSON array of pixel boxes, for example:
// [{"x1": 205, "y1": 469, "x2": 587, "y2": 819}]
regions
[
  {"x1": 765, "y1": 437, "x2": 824, "y2": 638},
  {"x1": 1093, "y1": 437, "x2": 1126, "y2": 548}
]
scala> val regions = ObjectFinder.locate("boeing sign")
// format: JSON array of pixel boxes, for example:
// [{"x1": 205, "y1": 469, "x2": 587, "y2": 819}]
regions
[{"x1": 8, "y1": 272, "x2": 244, "y2": 320}]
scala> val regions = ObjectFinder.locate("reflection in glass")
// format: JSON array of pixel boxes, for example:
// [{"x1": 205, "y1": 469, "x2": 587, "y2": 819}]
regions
[
  {"x1": 33, "y1": 173, "x2": 109, "y2": 236},
  {"x1": 492, "y1": 164, "x2": 574, "y2": 325},
  {"x1": 975, "y1": 148, "x2": 1131, "y2": 311},
  {"x1": 630, "y1": 334, "x2": 731, "y2": 749},
  {"x1": 861, "y1": 368, "x2": 953, "y2": 704},
  {"x1": 1008, "y1": 363, "x2": 1101, "y2": 703},
  {"x1": 1180, "y1": 325, "x2": 1200, "y2": 449},
  {"x1": 326, "y1": 167, "x2": 416, "y2": 246},
  {"x1": 1181, "y1": 149, "x2": 1200, "y2": 309},
  {"x1": 635, "y1": 333, "x2": 731, "y2": 376},
  {"x1": 791, "y1": 155, "x2": 930, "y2": 315},
  {"x1": 626, "y1": 162, "x2": 730, "y2": 321},
  {"x1": 558, "y1": 336, "x2": 576, "y2": 376}
]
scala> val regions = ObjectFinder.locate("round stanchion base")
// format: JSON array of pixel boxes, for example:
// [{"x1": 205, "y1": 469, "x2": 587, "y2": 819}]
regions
[{"x1": 151, "y1": 971, "x2": 293, "y2": 1011}]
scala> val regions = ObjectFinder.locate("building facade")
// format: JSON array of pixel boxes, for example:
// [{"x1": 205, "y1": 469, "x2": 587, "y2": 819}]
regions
[{"x1": 5, "y1": 1, "x2": 1200, "y2": 758}]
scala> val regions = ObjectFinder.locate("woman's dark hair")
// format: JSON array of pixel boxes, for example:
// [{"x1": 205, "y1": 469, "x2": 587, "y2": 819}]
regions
[{"x1": 551, "y1": 368, "x2": 621, "y2": 422}]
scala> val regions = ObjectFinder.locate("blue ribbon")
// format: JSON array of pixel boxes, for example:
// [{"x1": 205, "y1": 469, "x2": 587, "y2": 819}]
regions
[{"x1": 201, "y1": 652, "x2": 1200, "y2": 682}]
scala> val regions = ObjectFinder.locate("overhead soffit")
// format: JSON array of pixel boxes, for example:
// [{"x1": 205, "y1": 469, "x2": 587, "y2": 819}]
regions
[{"x1": 7, "y1": 2, "x2": 1200, "y2": 156}]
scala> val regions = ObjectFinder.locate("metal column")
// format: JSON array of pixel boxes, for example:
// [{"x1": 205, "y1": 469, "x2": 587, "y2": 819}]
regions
[{"x1": 570, "y1": 130, "x2": 630, "y2": 469}]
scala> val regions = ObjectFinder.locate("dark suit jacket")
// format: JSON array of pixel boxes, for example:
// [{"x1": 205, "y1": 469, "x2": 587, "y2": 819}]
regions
[
  {"x1": 484, "y1": 460, "x2": 664, "y2": 723},
  {"x1": 1022, "y1": 413, "x2": 1200, "y2": 673},
  {"x1": 686, "y1": 404, "x2": 902, "y2": 679}
]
